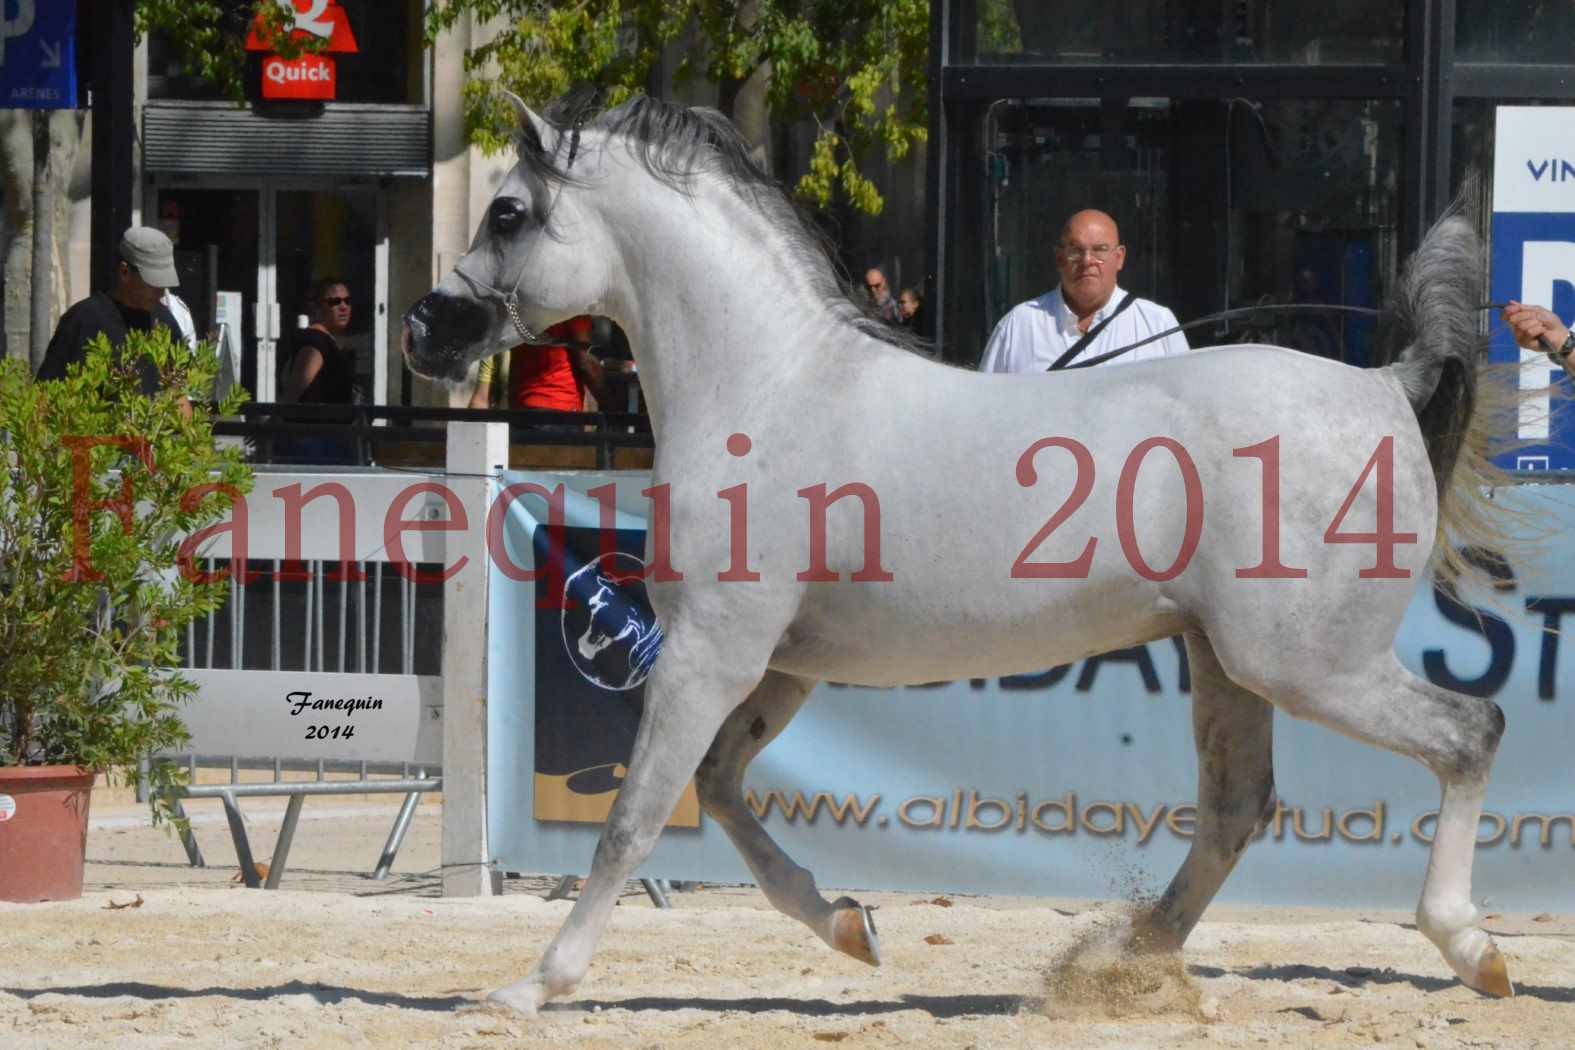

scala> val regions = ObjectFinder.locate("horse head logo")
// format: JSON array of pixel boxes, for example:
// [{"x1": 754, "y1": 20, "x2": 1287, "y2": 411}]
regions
[{"x1": 561, "y1": 551, "x2": 663, "y2": 691}]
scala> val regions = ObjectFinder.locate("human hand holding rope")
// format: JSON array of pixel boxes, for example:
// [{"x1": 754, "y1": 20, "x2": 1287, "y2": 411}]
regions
[{"x1": 1502, "y1": 301, "x2": 1575, "y2": 378}]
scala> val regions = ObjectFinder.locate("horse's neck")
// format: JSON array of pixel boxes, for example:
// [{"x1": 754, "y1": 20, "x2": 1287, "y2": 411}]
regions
[{"x1": 605, "y1": 178, "x2": 848, "y2": 441}]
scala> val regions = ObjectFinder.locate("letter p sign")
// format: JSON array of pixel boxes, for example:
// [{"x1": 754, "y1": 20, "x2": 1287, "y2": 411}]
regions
[{"x1": 1517, "y1": 240, "x2": 1575, "y2": 441}]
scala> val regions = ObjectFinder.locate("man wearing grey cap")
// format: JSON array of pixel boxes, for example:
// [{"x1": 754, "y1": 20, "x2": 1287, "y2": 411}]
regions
[{"x1": 37, "y1": 226, "x2": 185, "y2": 394}]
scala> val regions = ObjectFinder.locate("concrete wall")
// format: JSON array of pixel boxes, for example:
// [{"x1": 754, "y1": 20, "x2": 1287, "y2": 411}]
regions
[{"x1": 420, "y1": 11, "x2": 514, "y2": 409}]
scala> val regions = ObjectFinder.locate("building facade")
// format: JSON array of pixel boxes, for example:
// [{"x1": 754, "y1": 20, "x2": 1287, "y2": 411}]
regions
[
  {"x1": 139, "y1": 0, "x2": 521, "y2": 408},
  {"x1": 14, "y1": 2, "x2": 926, "y2": 408},
  {"x1": 927, "y1": 0, "x2": 1575, "y2": 367},
  {"x1": 17, "y1": 1, "x2": 516, "y2": 408}
]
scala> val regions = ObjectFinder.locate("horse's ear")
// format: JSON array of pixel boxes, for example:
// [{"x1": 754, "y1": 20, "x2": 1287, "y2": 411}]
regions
[{"x1": 502, "y1": 90, "x2": 559, "y2": 155}]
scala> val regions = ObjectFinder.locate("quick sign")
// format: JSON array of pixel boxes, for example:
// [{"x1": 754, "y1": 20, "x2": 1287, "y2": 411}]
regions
[
  {"x1": 246, "y1": 0, "x2": 357, "y2": 103},
  {"x1": 1491, "y1": 106, "x2": 1575, "y2": 472},
  {"x1": 0, "y1": 0, "x2": 77, "y2": 110},
  {"x1": 262, "y1": 53, "x2": 337, "y2": 101}
]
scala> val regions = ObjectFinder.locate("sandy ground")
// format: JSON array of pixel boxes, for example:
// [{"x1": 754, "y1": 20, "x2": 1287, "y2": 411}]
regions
[{"x1": 2, "y1": 789, "x2": 1573, "y2": 1049}]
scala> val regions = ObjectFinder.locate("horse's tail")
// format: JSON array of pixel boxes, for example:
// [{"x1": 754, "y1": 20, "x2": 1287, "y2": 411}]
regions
[{"x1": 1387, "y1": 199, "x2": 1506, "y2": 586}]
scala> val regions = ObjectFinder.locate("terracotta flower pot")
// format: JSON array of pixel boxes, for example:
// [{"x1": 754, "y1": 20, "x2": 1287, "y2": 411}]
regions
[{"x1": 0, "y1": 765, "x2": 95, "y2": 903}]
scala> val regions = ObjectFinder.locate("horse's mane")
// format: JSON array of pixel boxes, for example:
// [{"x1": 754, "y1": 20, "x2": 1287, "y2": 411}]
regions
[{"x1": 516, "y1": 88, "x2": 929, "y2": 356}]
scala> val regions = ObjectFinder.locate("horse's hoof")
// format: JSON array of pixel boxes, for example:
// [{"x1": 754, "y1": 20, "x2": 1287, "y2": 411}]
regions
[
  {"x1": 486, "y1": 981, "x2": 546, "y2": 1016},
  {"x1": 1466, "y1": 944, "x2": 1515, "y2": 998},
  {"x1": 829, "y1": 896, "x2": 881, "y2": 967}
]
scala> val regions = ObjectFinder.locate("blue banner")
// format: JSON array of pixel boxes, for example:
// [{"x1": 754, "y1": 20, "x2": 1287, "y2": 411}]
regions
[
  {"x1": 489, "y1": 472, "x2": 1575, "y2": 911},
  {"x1": 0, "y1": 0, "x2": 76, "y2": 110}
]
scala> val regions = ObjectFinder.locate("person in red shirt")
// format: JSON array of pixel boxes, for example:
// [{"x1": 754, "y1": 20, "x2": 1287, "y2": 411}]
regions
[{"x1": 469, "y1": 315, "x2": 607, "y2": 414}]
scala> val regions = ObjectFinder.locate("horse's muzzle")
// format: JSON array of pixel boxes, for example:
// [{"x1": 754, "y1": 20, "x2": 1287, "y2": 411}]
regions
[{"x1": 401, "y1": 291, "x2": 493, "y2": 382}]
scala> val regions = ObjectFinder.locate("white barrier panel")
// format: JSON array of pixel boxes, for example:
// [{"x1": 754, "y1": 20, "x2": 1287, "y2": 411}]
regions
[
  {"x1": 488, "y1": 474, "x2": 1575, "y2": 910},
  {"x1": 190, "y1": 468, "x2": 463, "y2": 564}
]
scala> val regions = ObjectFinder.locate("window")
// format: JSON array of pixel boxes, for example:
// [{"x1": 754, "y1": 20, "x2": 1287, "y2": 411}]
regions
[
  {"x1": 1456, "y1": 1, "x2": 1575, "y2": 64},
  {"x1": 972, "y1": 0, "x2": 1404, "y2": 65}
]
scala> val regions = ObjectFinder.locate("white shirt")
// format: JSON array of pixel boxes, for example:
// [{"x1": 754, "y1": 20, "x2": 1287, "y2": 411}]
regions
[
  {"x1": 161, "y1": 292, "x2": 198, "y2": 350},
  {"x1": 979, "y1": 285, "x2": 1189, "y2": 373}
]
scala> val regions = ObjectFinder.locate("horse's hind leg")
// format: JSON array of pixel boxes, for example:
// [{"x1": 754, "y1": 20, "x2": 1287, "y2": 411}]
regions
[
  {"x1": 1234, "y1": 652, "x2": 1513, "y2": 997},
  {"x1": 488, "y1": 637, "x2": 756, "y2": 1015},
  {"x1": 1130, "y1": 632, "x2": 1276, "y2": 951},
  {"x1": 694, "y1": 669, "x2": 880, "y2": 966},
  {"x1": 1349, "y1": 665, "x2": 1511, "y2": 996}
]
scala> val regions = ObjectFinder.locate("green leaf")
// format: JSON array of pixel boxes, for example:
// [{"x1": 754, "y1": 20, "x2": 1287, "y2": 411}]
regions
[{"x1": 427, "y1": 0, "x2": 929, "y2": 215}]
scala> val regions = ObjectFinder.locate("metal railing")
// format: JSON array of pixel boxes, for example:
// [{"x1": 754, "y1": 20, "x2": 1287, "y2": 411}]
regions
[
  {"x1": 178, "y1": 558, "x2": 442, "y2": 675},
  {"x1": 215, "y1": 402, "x2": 655, "y2": 470}
]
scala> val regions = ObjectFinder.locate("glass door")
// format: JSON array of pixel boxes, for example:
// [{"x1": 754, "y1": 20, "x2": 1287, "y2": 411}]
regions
[
  {"x1": 152, "y1": 186, "x2": 263, "y2": 392},
  {"x1": 151, "y1": 180, "x2": 391, "y2": 406},
  {"x1": 273, "y1": 189, "x2": 387, "y2": 406}
]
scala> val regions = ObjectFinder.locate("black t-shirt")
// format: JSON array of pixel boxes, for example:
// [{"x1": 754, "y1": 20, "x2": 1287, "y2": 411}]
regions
[
  {"x1": 37, "y1": 292, "x2": 177, "y2": 395},
  {"x1": 114, "y1": 300, "x2": 153, "y2": 332}
]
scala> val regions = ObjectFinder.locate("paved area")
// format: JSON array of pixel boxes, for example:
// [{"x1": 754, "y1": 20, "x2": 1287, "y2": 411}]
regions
[{"x1": 85, "y1": 788, "x2": 662, "y2": 902}]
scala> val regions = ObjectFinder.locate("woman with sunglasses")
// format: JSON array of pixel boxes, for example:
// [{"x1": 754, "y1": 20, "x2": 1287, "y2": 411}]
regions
[{"x1": 280, "y1": 278, "x2": 360, "y2": 464}]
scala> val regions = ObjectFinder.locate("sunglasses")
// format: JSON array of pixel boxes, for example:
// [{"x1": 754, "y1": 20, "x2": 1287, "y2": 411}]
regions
[{"x1": 320, "y1": 296, "x2": 351, "y2": 306}]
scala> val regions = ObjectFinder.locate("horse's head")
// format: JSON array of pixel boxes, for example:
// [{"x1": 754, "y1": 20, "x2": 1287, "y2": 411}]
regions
[{"x1": 402, "y1": 94, "x2": 612, "y2": 384}]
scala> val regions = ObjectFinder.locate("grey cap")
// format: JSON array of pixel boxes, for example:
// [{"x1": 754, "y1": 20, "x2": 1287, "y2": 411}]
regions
[{"x1": 119, "y1": 226, "x2": 180, "y2": 288}]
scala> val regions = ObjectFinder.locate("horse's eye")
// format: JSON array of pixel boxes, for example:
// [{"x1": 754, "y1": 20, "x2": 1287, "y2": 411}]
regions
[{"x1": 490, "y1": 197, "x2": 529, "y2": 234}]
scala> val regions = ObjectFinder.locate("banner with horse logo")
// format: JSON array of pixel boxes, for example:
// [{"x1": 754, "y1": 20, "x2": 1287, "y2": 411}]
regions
[
  {"x1": 489, "y1": 473, "x2": 696, "y2": 829},
  {"x1": 488, "y1": 471, "x2": 1575, "y2": 910}
]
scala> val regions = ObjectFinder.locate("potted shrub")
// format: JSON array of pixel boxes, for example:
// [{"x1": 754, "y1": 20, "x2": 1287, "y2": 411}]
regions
[{"x1": 0, "y1": 326, "x2": 251, "y2": 901}]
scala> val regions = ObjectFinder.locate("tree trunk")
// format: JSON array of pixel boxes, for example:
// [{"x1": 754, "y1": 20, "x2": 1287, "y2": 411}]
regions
[
  {"x1": 1, "y1": 111, "x2": 86, "y2": 366},
  {"x1": 1, "y1": 112, "x2": 31, "y2": 364},
  {"x1": 30, "y1": 110, "x2": 51, "y2": 370},
  {"x1": 715, "y1": 0, "x2": 772, "y2": 172}
]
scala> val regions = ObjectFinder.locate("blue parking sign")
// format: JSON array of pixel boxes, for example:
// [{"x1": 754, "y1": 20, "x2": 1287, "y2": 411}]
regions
[
  {"x1": 1, "y1": 0, "x2": 77, "y2": 110},
  {"x1": 1491, "y1": 106, "x2": 1575, "y2": 472}
]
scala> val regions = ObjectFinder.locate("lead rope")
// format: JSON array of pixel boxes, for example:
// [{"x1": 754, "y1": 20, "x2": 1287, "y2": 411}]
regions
[{"x1": 1063, "y1": 301, "x2": 1542, "y2": 369}]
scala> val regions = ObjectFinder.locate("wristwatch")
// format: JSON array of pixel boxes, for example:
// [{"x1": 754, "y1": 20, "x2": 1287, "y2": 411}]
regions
[{"x1": 1555, "y1": 331, "x2": 1575, "y2": 361}]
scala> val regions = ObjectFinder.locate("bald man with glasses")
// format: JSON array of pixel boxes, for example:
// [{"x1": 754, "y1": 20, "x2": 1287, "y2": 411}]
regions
[{"x1": 979, "y1": 209, "x2": 1189, "y2": 373}]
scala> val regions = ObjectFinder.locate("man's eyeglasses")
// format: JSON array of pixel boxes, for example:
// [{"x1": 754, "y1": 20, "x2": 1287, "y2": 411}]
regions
[
  {"x1": 1059, "y1": 244, "x2": 1119, "y2": 263},
  {"x1": 320, "y1": 296, "x2": 351, "y2": 306},
  {"x1": 865, "y1": 281, "x2": 885, "y2": 292}
]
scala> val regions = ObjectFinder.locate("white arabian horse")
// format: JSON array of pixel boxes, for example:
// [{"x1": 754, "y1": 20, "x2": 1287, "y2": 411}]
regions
[{"x1": 403, "y1": 93, "x2": 1513, "y2": 1013}]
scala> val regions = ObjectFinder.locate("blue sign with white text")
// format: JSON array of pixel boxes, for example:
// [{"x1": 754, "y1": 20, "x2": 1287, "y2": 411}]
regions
[
  {"x1": 1492, "y1": 106, "x2": 1575, "y2": 472},
  {"x1": 1, "y1": 0, "x2": 77, "y2": 110},
  {"x1": 1490, "y1": 211, "x2": 1575, "y2": 471}
]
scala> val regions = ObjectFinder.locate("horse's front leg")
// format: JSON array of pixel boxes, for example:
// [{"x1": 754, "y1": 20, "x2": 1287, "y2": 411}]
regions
[
  {"x1": 694, "y1": 669, "x2": 880, "y2": 966},
  {"x1": 1137, "y1": 631, "x2": 1276, "y2": 949},
  {"x1": 488, "y1": 635, "x2": 757, "y2": 1015}
]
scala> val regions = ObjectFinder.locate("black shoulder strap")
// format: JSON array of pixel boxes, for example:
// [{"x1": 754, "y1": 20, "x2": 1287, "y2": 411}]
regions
[{"x1": 1047, "y1": 292, "x2": 1136, "y2": 372}]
